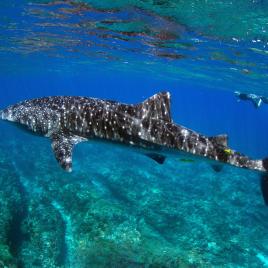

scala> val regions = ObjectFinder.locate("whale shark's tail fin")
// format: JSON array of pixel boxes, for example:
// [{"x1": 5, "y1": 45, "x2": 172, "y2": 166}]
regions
[{"x1": 135, "y1": 92, "x2": 172, "y2": 122}]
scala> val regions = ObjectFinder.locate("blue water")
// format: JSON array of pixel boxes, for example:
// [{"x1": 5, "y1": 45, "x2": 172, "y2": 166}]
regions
[
  {"x1": 2, "y1": 70, "x2": 268, "y2": 158},
  {"x1": 1, "y1": 1, "x2": 268, "y2": 267}
]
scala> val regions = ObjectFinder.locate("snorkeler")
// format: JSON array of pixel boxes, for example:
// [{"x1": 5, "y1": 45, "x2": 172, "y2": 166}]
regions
[{"x1": 234, "y1": 91, "x2": 266, "y2": 108}]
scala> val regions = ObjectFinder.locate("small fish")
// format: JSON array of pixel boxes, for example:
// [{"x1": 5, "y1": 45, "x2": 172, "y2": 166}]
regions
[{"x1": 179, "y1": 158, "x2": 195, "y2": 163}]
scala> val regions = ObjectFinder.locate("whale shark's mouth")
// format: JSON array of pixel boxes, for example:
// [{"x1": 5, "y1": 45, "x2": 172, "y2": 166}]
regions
[
  {"x1": 0, "y1": 109, "x2": 14, "y2": 121},
  {"x1": 0, "y1": 110, "x2": 4, "y2": 120}
]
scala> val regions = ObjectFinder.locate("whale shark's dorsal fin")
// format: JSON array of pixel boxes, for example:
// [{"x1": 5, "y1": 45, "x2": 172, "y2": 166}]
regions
[
  {"x1": 50, "y1": 132, "x2": 87, "y2": 172},
  {"x1": 209, "y1": 134, "x2": 228, "y2": 147},
  {"x1": 135, "y1": 92, "x2": 172, "y2": 122}
]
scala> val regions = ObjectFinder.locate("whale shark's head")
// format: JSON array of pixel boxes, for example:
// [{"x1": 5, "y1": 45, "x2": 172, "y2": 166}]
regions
[
  {"x1": 0, "y1": 108, "x2": 13, "y2": 121},
  {"x1": 0, "y1": 100, "x2": 62, "y2": 136},
  {"x1": 0, "y1": 104, "x2": 22, "y2": 123},
  {"x1": 0, "y1": 103, "x2": 39, "y2": 134},
  {"x1": 0, "y1": 105, "x2": 31, "y2": 136}
]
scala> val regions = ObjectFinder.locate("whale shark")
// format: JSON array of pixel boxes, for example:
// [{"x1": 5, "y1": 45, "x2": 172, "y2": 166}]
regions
[{"x1": 1, "y1": 92, "x2": 268, "y2": 204}]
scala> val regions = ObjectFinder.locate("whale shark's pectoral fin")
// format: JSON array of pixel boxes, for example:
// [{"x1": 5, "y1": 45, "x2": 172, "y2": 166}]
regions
[
  {"x1": 211, "y1": 164, "x2": 223, "y2": 172},
  {"x1": 50, "y1": 132, "x2": 87, "y2": 172},
  {"x1": 145, "y1": 153, "x2": 166, "y2": 164}
]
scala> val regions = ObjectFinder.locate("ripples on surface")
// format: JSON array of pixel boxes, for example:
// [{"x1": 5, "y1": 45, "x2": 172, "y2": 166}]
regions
[{"x1": 0, "y1": 0, "x2": 268, "y2": 95}]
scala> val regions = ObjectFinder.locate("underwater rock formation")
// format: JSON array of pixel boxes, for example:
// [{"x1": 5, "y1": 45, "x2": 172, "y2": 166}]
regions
[
  {"x1": 0, "y1": 149, "x2": 26, "y2": 268},
  {"x1": 0, "y1": 131, "x2": 268, "y2": 267}
]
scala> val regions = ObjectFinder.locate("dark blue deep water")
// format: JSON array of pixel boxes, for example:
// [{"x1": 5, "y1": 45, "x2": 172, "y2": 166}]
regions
[{"x1": 1, "y1": 1, "x2": 268, "y2": 267}]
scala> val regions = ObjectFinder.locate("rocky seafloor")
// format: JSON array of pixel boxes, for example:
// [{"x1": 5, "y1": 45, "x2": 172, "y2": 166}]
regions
[{"x1": 0, "y1": 126, "x2": 268, "y2": 268}]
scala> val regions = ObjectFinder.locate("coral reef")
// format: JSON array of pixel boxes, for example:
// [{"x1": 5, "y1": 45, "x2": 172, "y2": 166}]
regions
[
  {"x1": 0, "y1": 129, "x2": 268, "y2": 267},
  {"x1": 0, "y1": 149, "x2": 26, "y2": 268}
]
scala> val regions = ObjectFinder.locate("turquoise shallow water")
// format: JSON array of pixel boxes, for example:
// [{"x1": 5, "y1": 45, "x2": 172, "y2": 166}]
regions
[
  {"x1": 1, "y1": 120, "x2": 268, "y2": 267},
  {"x1": 1, "y1": 1, "x2": 268, "y2": 267}
]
